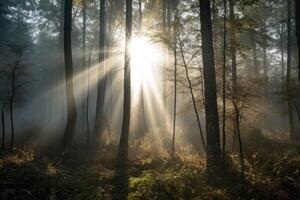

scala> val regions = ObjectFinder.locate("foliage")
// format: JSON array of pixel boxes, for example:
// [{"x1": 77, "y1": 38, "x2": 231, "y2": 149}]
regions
[{"x1": 1, "y1": 146, "x2": 300, "y2": 199}]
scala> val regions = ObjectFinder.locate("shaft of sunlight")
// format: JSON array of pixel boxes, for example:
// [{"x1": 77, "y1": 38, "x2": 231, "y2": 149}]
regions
[{"x1": 129, "y1": 36, "x2": 164, "y2": 98}]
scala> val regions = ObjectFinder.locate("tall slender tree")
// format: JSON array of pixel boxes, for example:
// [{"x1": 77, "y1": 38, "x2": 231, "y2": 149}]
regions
[
  {"x1": 279, "y1": 20, "x2": 285, "y2": 86},
  {"x1": 295, "y1": 0, "x2": 300, "y2": 81},
  {"x1": 82, "y1": 0, "x2": 87, "y2": 136},
  {"x1": 95, "y1": 0, "x2": 107, "y2": 142},
  {"x1": 199, "y1": 0, "x2": 221, "y2": 170},
  {"x1": 118, "y1": 0, "x2": 132, "y2": 163},
  {"x1": 287, "y1": 0, "x2": 291, "y2": 90},
  {"x1": 286, "y1": 0, "x2": 295, "y2": 140},
  {"x1": 171, "y1": 0, "x2": 178, "y2": 158},
  {"x1": 179, "y1": 37, "x2": 206, "y2": 153},
  {"x1": 162, "y1": 0, "x2": 169, "y2": 129},
  {"x1": 222, "y1": 0, "x2": 227, "y2": 159},
  {"x1": 60, "y1": 0, "x2": 77, "y2": 148},
  {"x1": 86, "y1": 45, "x2": 92, "y2": 149},
  {"x1": 137, "y1": 0, "x2": 147, "y2": 137},
  {"x1": 9, "y1": 54, "x2": 17, "y2": 150},
  {"x1": 1, "y1": 102, "x2": 6, "y2": 151},
  {"x1": 262, "y1": 25, "x2": 268, "y2": 86},
  {"x1": 229, "y1": 0, "x2": 239, "y2": 152},
  {"x1": 252, "y1": 33, "x2": 258, "y2": 78}
]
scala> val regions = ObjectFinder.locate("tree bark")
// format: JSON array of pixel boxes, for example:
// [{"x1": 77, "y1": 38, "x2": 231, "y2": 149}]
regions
[
  {"x1": 60, "y1": 0, "x2": 77, "y2": 148},
  {"x1": 199, "y1": 0, "x2": 221, "y2": 170},
  {"x1": 118, "y1": 0, "x2": 132, "y2": 163}
]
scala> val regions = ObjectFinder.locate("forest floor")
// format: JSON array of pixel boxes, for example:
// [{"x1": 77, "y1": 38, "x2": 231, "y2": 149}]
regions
[{"x1": 1, "y1": 141, "x2": 300, "y2": 200}]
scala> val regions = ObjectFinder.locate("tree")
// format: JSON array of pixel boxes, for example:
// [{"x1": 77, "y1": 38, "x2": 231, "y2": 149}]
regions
[
  {"x1": 198, "y1": 0, "x2": 221, "y2": 170},
  {"x1": 286, "y1": 0, "x2": 295, "y2": 140},
  {"x1": 178, "y1": 35, "x2": 206, "y2": 153},
  {"x1": 94, "y1": 0, "x2": 107, "y2": 142},
  {"x1": 287, "y1": 0, "x2": 291, "y2": 91},
  {"x1": 82, "y1": 0, "x2": 87, "y2": 137},
  {"x1": 162, "y1": 0, "x2": 167, "y2": 123},
  {"x1": 279, "y1": 19, "x2": 285, "y2": 85},
  {"x1": 60, "y1": 0, "x2": 77, "y2": 148},
  {"x1": 296, "y1": 0, "x2": 300, "y2": 81},
  {"x1": 0, "y1": 44, "x2": 31, "y2": 150},
  {"x1": 229, "y1": 0, "x2": 239, "y2": 152},
  {"x1": 171, "y1": 2, "x2": 178, "y2": 158},
  {"x1": 1, "y1": 101, "x2": 6, "y2": 151},
  {"x1": 118, "y1": 0, "x2": 132, "y2": 163},
  {"x1": 222, "y1": 0, "x2": 227, "y2": 159},
  {"x1": 136, "y1": 0, "x2": 147, "y2": 138},
  {"x1": 86, "y1": 44, "x2": 93, "y2": 149}
]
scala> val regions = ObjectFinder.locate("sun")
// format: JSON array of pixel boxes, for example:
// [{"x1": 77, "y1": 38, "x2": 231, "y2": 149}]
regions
[{"x1": 129, "y1": 36, "x2": 163, "y2": 93}]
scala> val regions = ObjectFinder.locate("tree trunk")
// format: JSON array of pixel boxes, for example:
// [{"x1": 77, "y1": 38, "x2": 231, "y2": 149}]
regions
[
  {"x1": 212, "y1": 0, "x2": 217, "y2": 50},
  {"x1": 1, "y1": 106, "x2": 5, "y2": 151},
  {"x1": 137, "y1": 0, "x2": 147, "y2": 137},
  {"x1": 171, "y1": 13, "x2": 177, "y2": 158},
  {"x1": 94, "y1": 0, "x2": 107, "y2": 142},
  {"x1": 280, "y1": 22, "x2": 285, "y2": 85},
  {"x1": 86, "y1": 45, "x2": 93, "y2": 149},
  {"x1": 287, "y1": 0, "x2": 291, "y2": 91},
  {"x1": 229, "y1": 0, "x2": 236, "y2": 90},
  {"x1": 82, "y1": 0, "x2": 86, "y2": 58},
  {"x1": 263, "y1": 42, "x2": 267, "y2": 85},
  {"x1": 233, "y1": 102, "x2": 245, "y2": 178},
  {"x1": 56, "y1": 0, "x2": 65, "y2": 130},
  {"x1": 288, "y1": 101, "x2": 295, "y2": 140},
  {"x1": 162, "y1": 0, "x2": 168, "y2": 129},
  {"x1": 179, "y1": 38, "x2": 206, "y2": 153},
  {"x1": 82, "y1": 0, "x2": 87, "y2": 135},
  {"x1": 60, "y1": 0, "x2": 64, "y2": 48},
  {"x1": 9, "y1": 100, "x2": 14, "y2": 150},
  {"x1": 60, "y1": 0, "x2": 77, "y2": 148},
  {"x1": 198, "y1": 0, "x2": 221, "y2": 170},
  {"x1": 252, "y1": 33, "x2": 258, "y2": 78},
  {"x1": 222, "y1": 0, "x2": 227, "y2": 159},
  {"x1": 10, "y1": 66, "x2": 16, "y2": 150},
  {"x1": 167, "y1": 0, "x2": 171, "y2": 31},
  {"x1": 295, "y1": 0, "x2": 300, "y2": 82},
  {"x1": 118, "y1": 0, "x2": 132, "y2": 164},
  {"x1": 229, "y1": 0, "x2": 238, "y2": 153},
  {"x1": 287, "y1": 0, "x2": 295, "y2": 140}
]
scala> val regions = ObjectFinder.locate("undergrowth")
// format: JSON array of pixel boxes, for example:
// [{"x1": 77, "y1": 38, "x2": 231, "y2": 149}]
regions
[{"x1": 0, "y1": 147, "x2": 300, "y2": 199}]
